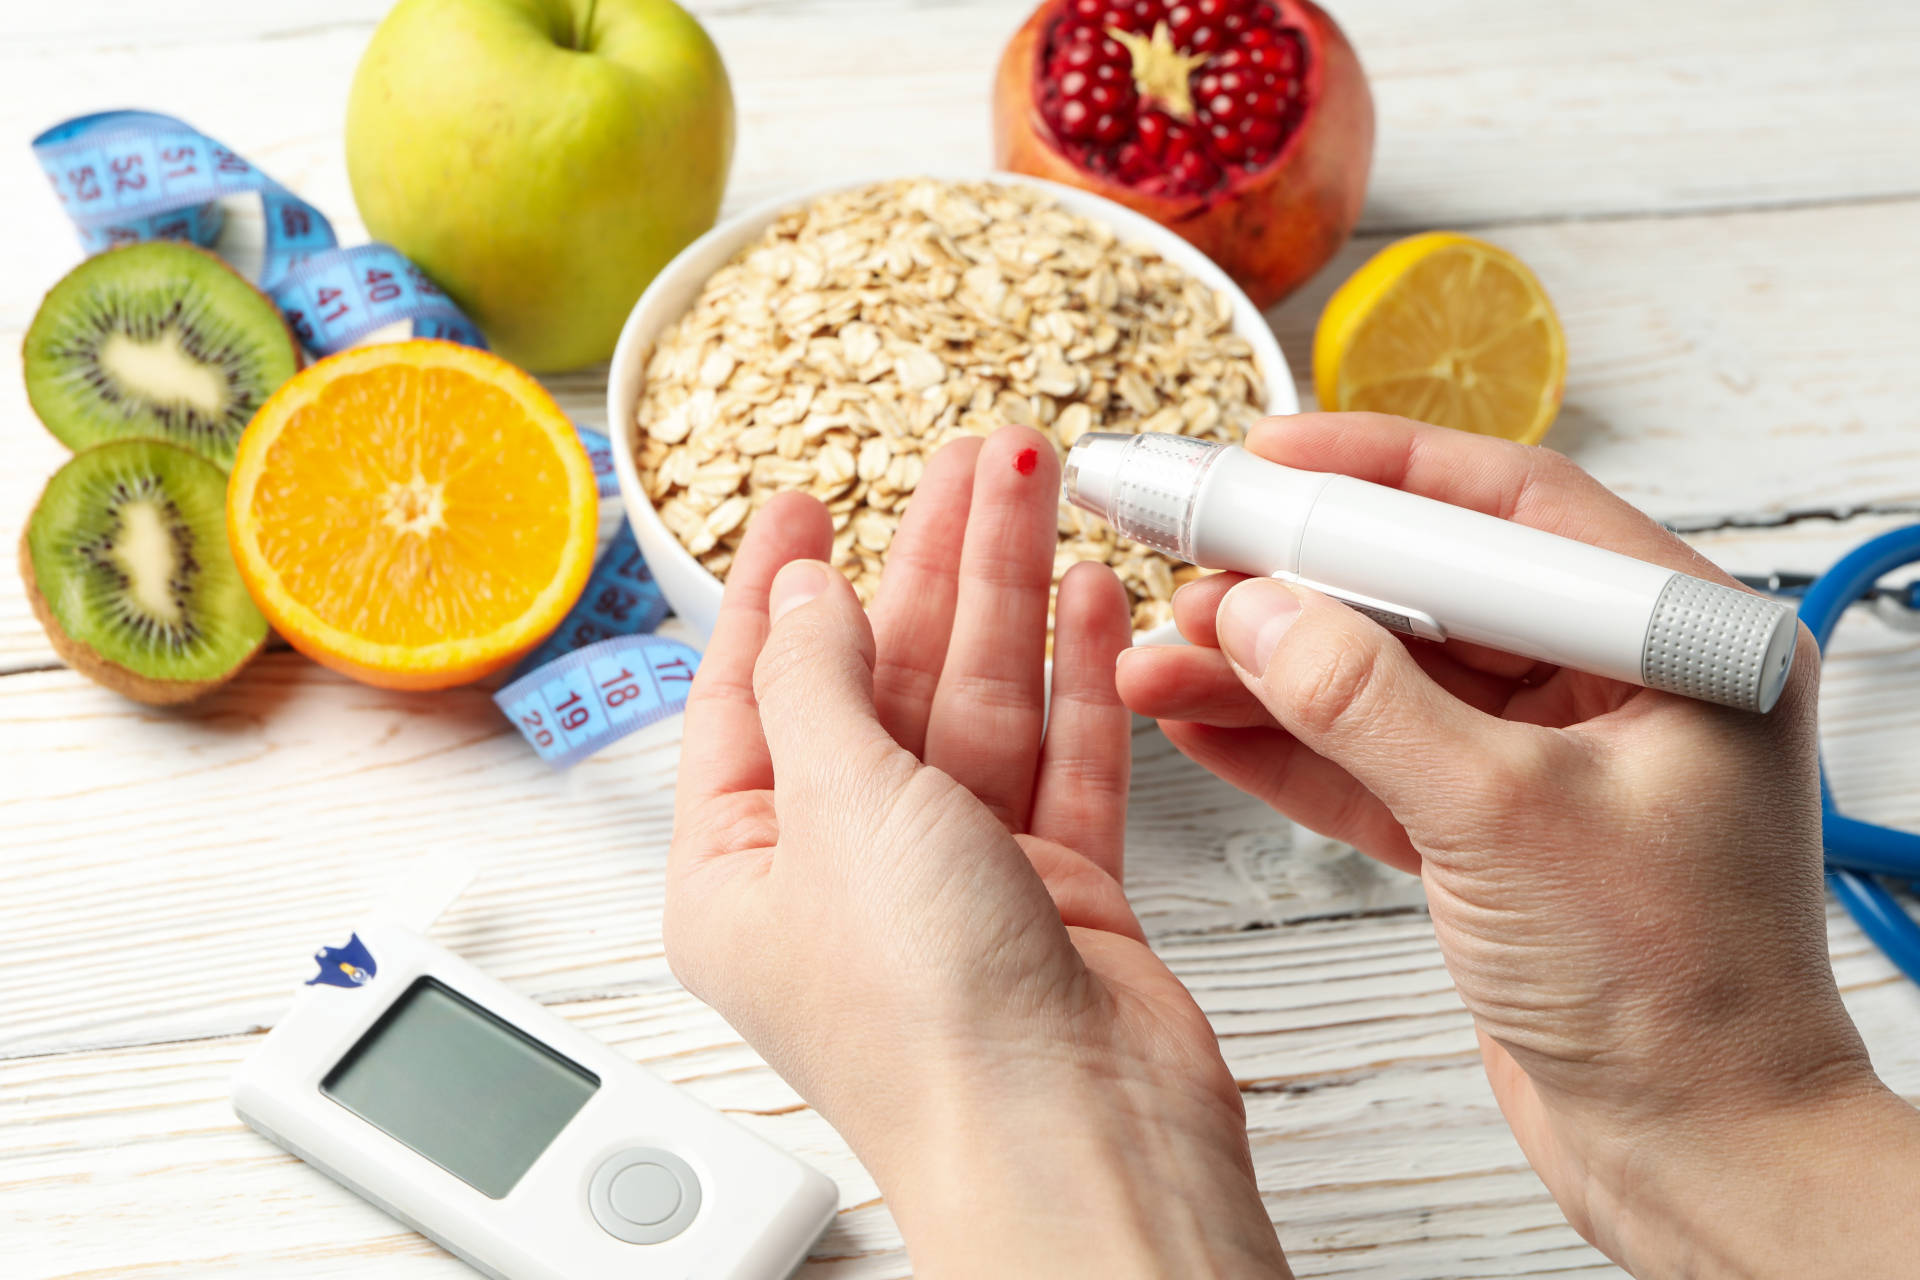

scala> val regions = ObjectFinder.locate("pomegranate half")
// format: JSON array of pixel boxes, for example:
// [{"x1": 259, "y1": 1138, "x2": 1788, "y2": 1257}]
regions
[{"x1": 994, "y1": 0, "x2": 1374, "y2": 309}]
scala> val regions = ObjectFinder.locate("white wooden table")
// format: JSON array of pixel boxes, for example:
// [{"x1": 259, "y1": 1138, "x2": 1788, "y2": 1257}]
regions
[{"x1": 4, "y1": 2, "x2": 1919, "y2": 1276}]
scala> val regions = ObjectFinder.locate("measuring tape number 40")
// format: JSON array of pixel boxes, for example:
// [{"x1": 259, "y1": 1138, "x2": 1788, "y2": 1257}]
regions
[{"x1": 32, "y1": 109, "x2": 697, "y2": 769}]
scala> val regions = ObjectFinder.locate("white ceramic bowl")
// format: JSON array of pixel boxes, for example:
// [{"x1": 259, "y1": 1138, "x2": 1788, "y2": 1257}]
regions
[{"x1": 607, "y1": 174, "x2": 1299, "y2": 645}]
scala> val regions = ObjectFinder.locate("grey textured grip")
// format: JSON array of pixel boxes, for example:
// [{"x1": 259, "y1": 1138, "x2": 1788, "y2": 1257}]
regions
[{"x1": 1641, "y1": 574, "x2": 1796, "y2": 712}]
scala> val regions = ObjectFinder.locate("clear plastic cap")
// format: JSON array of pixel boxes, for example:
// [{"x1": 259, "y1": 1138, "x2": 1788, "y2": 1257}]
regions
[{"x1": 1063, "y1": 432, "x2": 1228, "y2": 561}]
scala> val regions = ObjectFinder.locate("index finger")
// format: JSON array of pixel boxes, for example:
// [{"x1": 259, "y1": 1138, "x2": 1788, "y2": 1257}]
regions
[
  {"x1": 1247, "y1": 413, "x2": 1728, "y2": 580},
  {"x1": 674, "y1": 491, "x2": 833, "y2": 819}
]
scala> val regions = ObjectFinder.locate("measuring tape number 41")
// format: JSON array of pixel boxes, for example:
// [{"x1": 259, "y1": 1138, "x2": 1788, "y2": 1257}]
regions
[{"x1": 32, "y1": 109, "x2": 698, "y2": 769}]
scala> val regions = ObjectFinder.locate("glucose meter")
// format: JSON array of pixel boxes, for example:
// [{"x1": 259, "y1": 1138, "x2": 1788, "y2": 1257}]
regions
[{"x1": 232, "y1": 918, "x2": 838, "y2": 1280}]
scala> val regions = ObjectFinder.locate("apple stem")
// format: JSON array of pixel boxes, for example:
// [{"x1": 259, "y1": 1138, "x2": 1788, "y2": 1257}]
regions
[{"x1": 573, "y1": 0, "x2": 598, "y2": 50}]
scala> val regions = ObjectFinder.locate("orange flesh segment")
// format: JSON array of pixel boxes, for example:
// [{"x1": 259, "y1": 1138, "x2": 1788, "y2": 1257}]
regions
[{"x1": 248, "y1": 362, "x2": 579, "y2": 647}]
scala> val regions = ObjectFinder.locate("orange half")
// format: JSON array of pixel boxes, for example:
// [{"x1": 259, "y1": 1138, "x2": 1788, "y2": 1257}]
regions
[{"x1": 227, "y1": 340, "x2": 597, "y2": 689}]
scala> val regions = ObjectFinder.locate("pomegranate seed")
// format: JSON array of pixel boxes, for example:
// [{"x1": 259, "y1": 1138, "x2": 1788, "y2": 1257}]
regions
[
  {"x1": 1172, "y1": 148, "x2": 1219, "y2": 190},
  {"x1": 1091, "y1": 111, "x2": 1129, "y2": 143},
  {"x1": 1044, "y1": 0, "x2": 1307, "y2": 187},
  {"x1": 1136, "y1": 110, "x2": 1171, "y2": 156},
  {"x1": 1057, "y1": 43, "x2": 1090, "y2": 71},
  {"x1": 1278, "y1": 30, "x2": 1306, "y2": 71}
]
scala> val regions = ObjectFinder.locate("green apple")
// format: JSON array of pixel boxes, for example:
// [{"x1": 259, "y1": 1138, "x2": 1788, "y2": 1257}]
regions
[{"x1": 346, "y1": 0, "x2": 733, "y2": 371}]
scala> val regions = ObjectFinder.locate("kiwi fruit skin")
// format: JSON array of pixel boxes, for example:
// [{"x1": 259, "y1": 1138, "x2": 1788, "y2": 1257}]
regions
[
  {"x1": 22, "y1": 439, "x2": 269, "y2": 706},
  {"x1": 23, "y1": 242, "x2": 301, "y2": 470}
]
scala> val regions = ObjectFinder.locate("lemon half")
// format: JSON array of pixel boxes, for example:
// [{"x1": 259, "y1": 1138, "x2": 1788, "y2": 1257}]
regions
[{"x1": 1314, "y1": 232, "x2": 1567, "y2": 445}]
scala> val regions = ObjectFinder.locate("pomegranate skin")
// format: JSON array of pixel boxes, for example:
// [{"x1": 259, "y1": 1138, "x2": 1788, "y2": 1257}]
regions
[{"x1": 993, "y1": 0, "x2": 1374, "y2": 310}]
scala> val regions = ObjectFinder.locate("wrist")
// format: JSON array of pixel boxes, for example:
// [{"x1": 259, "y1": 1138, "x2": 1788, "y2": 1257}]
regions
[
  {"x1": 865, "y1": 1067, "x2": 1289, "y2": 1279},
  {"x1": 1584, "y1": 1074, "x2": 1920, "y2": 1278}
]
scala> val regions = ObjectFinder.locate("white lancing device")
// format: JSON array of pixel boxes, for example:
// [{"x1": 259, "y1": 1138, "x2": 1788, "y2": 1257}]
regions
[{"x1": 1064, "y1": 433, "x2": 1798, "y2": 713}]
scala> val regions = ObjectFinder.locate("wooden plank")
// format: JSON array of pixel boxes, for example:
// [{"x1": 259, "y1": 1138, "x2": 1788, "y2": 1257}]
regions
[
  {"x1": 1264, "y1": 196, "x2": 1920, "y2": 519},
  {"x1": 8, "y1": 507, "x2": 1920, "y2": 1059},
  {"x1": 2, "y1": 0, "x2": 1918, "y2": 668},
  {"x1": 3, "y1": 910, "x2": 1914, "y2": 1280},
  {"x1": 8, "y1": 193, "x2": 1920, "y2": 669},
  {"x1": 5, "y1": 0, "x2": 1917, "y2": 229},
  {"x1": 0, "y1": 679, "x2": 1419, "y2": 1059},
  {"x1": 5, "y1": 5, "x2": 1919, "y2": 1278}
]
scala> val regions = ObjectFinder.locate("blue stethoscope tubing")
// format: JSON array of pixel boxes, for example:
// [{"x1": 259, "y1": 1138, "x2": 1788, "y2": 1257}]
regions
[{"x1": 1795, "y1": 524, "x2": 1920, "y2": 984}]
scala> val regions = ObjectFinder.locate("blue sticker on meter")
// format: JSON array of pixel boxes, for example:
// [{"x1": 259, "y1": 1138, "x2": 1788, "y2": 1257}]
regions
[
  {"x1": 34, "y1": 108, "x2": 695, "y2": 769},
  {"x1": 307, "y1": 934, "x2": 379, "y2": 989}
]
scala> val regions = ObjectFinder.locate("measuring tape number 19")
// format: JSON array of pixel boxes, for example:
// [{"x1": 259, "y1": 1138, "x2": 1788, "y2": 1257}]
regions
[{"x1": 32, "y1": 109, "x2": 699, "y2": 769}]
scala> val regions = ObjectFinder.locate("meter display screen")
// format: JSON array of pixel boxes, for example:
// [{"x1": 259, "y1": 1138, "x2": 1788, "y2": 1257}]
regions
[{"x1": 322, "y1": 977, "x2": 599, "y2": 1198}]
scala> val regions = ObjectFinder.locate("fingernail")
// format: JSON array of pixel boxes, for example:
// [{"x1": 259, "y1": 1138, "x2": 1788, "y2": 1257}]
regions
[
  {"x1": 1218, "y1": 578, "x2": 1301, "y2": 674},
  {"x1": 769, "y1": 560, "x2": 829, "y2": 623}
]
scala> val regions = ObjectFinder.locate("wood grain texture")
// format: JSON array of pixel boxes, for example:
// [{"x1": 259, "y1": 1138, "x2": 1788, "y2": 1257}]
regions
[
  {"x1": 7, "y1": 197, "x2": 1920, "y2": 667},
  {"x1": 3, "y1": 1, "x2": 1920, "y2": 665},
  {"x1": 6, "y1": 1, "x2": 1920, "y2": 1277},
  {"x1": 5, "y1": 571, "x2": 1920, "y2": 1277},
  {"x1": 4, "y1": 911, "x2": 1915, "y2": 1280}
]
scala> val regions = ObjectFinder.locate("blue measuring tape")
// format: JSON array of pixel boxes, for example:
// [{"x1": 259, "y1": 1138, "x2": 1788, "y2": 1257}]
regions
[
  {"x1": 33, "y1": 109, "x2": 697, "y2": 768},
  {"x1": 33, "y1": 111, "x2": 483, "y2": 354},
  {"x1": 1792, "y1": 527, "x2": 1920, "y2": 985}
]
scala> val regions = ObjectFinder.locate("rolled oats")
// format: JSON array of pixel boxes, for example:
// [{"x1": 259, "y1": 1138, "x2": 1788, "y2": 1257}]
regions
[{"x1": 633, "y1": 178, "x2": 1268, "y2": 635}]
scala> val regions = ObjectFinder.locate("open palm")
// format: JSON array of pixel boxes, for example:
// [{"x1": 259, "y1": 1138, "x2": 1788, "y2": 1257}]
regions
[{"x1": 665, "y1": 426, "x2": 1255, "y2": 1207}]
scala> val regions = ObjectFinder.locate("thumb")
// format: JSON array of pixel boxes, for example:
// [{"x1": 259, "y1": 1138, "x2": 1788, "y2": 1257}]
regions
[
  {"x1": 1215, "y1": 577, "x2": 1543, "y2": 816},
  {"x1": 752, "y1": 560, "x2": 908, "y2": 815}
]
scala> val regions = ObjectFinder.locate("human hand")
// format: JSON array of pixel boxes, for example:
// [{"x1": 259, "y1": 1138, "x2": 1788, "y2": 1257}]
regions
[
  {"x1": 1116, "y1": 413, "x2": 1920, "y2": 1278},
  {"x1": 666, "y1": 425, "x2": 1289, "y2": 1278}
]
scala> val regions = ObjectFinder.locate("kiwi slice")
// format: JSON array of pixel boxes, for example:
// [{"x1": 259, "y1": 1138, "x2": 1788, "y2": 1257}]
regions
[
  {"x1": 23, "y1": 242, "x2": 300, "y2": 470},
  {"x1": 21, "y1": 439, "x2": 268, "y2": 705}
]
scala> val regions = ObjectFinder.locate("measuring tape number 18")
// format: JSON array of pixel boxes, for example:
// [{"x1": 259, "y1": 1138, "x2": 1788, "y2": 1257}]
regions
[{"x1": 32, "y1": 109, "x2": 699, "y2": 769}]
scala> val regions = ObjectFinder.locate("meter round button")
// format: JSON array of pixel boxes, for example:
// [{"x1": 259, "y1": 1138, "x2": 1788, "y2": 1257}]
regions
[
  {"x1": 588, "y1": 1148, "x2": 702, "y2": 1244},
  {"x1": 608, "y1": 1163, "x2": 680, "y2": 1225}
]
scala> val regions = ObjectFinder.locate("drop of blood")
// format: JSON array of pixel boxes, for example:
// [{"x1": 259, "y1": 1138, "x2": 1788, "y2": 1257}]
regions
[{"x1": 1013, "y1": 447, "x2": 1040, "y2": 475}]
